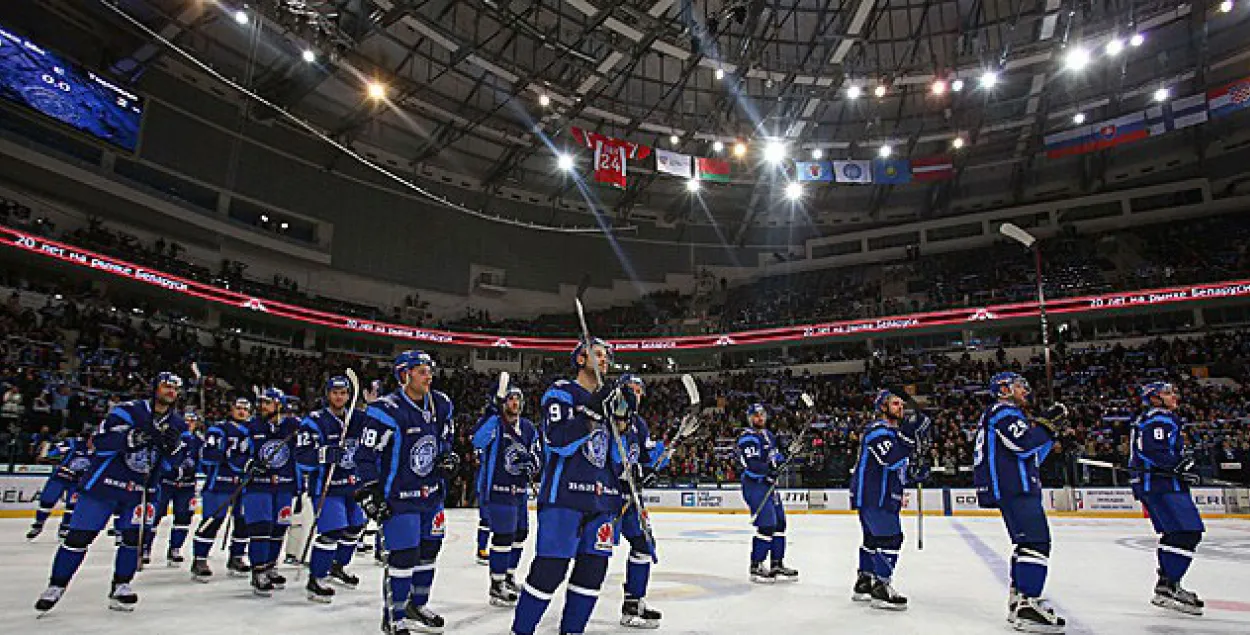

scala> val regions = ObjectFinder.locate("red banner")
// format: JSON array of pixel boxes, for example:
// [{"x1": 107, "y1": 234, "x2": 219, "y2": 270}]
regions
[{"x1": 4, "y1": 227, "x2": 1249, "y2": 353}]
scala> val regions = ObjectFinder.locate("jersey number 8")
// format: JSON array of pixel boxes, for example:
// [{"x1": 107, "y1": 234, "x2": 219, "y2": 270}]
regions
[{"x1": 361, "y1": 428, "x2": 379, "y2": 449}]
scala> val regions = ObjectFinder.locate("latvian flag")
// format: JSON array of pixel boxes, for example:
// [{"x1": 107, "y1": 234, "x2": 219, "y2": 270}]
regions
[
  {"x1": 1208, "y1": 77, "x2": 1250, "y2": 119},
  {"x1": 1043, "y1": 111, "x2": 1151, "y2": 159},
  {"x1": 911, "y1": 155, "x2": 954, "y2": 182}
]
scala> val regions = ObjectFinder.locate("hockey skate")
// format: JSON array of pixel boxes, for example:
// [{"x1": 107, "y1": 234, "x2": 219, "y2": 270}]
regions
[
  {"x1": 109, "y1": 581, "x2": 138, "y2": 612},
  {"x1": 869, "y1": 579, "x2": 908, "y2": 611},
  {"x1": 503, "y1": 573, "x2": 521, "y2": 597},
  {"x1": 329, "y1": 563, "x2": 360, "y2": 588},
  {"x1": 35, "y1": 585, "x2": 65, "y2": 614},
  {"x1": 26, "y1": 523, "x2": 43, "y2": 541},
  {"x1": 1011, "y1": 596, "x2": 1066, "y2": 633},
  {"x1": 167, "y1": 547, "x2": 185, "y2": 566},
  {"x1": 251, "y1": 569, "x2": 275, "y2": 597},
  {"x1": 57, "y1": 526, "x2": 70, "y2": 540},
  {"x1": 190, "y1": 559, "x2": 213, "y2": 583},
  {"x1": 852, "y1": 572, "x2": 873, "y2": 602},
  {"x1": 489, "y1": 578, "x2": 518, "y2": 607},
  {"x1": 306, "y1": 577, "x2": 336, "y2": 604},
  {"x1": 403, "y1": 603, "x2": 446, "y2": 633},
  {"x1": 1151, "y1": 576, "x2": 1204, "y2": 616},
  {"x1": 267, "y1": 568, "x2": 288, "y2": 589},
  {"x1": 1007, "y1": 587, "x2": 1021, "y2": 622},
  {"x1": 749, "y1": 561, "x2": 776, "y2": 584},
  {"x1": 620, "y1": 597, "x2": 662, "y2": 629},
  {"x1": 770, "y1": 560, "x2": 799, "y2": 582},
  {"x1": 227, "y1": 556, "x2": 251, "y2": 577}
]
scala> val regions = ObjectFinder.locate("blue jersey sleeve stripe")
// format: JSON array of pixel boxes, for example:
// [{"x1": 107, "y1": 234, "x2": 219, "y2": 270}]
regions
[
  {"x1": 541, "y1": 388, "x2": 574, "y2": 406},
  {"x1": 110, "y1": 407, "x2": 135, "y2": 426}
]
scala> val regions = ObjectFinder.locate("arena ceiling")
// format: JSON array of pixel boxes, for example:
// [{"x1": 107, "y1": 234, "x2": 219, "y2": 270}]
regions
[{"x1": 39, "y1": 1, "x2": 1250, "y2": 235}]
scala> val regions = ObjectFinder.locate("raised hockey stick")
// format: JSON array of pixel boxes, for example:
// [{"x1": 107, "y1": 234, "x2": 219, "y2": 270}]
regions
[
  {"x1": 748, "y1": 393, "x2": 816, "y2": 524},
  {"x1": 1076, "y1": 458, "x2": 1245, "y2": 488},
  {"x1": 573, "y1": 294, "x2": 658, "y2": 564},
  {"x1": 656, "y1": 375, "x2": 703, "y2": 465},
  {"x1": 296, "y1": 368, "x2": 362, "y2": 580}
]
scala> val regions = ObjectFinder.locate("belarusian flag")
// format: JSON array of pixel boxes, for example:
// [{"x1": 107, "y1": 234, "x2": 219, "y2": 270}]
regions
[{"x1": 695, "y1": 157, "x2": 731, "y2": 182}]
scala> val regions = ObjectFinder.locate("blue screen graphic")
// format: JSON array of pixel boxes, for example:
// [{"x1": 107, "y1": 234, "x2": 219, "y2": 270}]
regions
[{"x1": 0, "y1": 25, "x2": 143, "y2": 151}]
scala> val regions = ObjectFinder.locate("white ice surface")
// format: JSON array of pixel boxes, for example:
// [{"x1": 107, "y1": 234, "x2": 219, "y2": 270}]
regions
[{"x1": 2, "y1": 511, "x2": 1248, "y2": 634}]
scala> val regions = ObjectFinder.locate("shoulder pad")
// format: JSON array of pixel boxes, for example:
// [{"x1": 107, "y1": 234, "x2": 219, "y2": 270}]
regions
[{"x1": 542, "y1": 385, "x2": 575, "y2": 406}]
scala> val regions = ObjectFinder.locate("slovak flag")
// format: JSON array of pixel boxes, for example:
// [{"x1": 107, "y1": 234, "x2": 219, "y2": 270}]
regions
[{"x1": 1043, "y1": 111, "x2": 1151, "y2": 159}]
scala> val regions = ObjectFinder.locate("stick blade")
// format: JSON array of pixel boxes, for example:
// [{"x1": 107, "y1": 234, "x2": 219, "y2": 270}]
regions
[
  {"x1": 190, "y1": 362, "x2": 202, "y2": 380},
  {"x1": 799, "y1": 392, "x2": 815, "y2": 409},
  {"x1": 497, "y1": 372, "x2": 510, "y2": 399},
  {"x1": 680, "y1": 374, "x2": 700, "y2": 406}
]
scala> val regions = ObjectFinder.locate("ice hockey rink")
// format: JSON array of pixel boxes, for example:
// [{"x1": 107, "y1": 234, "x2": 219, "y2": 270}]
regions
[{"x1": 2, "y1": 510, "x2": 1247, "y2": 634}]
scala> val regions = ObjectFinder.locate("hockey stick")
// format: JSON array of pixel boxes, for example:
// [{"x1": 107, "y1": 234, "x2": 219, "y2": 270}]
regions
[
  {"x1": 884, "y1": 385, "x2": 931, "y2": 550},
  {"x1": 1076, "y1": 458, "x2": 1245, "y2": 488},
  {"x1": 573, "y1": 294, "x2": 659, "y2": 564},
  {"x1": 656, "y1": 375, "x2": 703, "y2": 465},
  {"x1": 296, "y1": 368, "x2": 362, "y2": 580},
  {"x1": 190, "y1": 362, "x2": 206, "y2": 418},
  {"x1": 748, "y1": 393, "x2": 816, "y2": 525},
  {"x1": 137, "y1": 410, "x2": 180, "y2": 573}
]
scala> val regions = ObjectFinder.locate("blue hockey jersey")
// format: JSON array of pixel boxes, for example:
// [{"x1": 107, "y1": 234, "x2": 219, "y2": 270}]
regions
[
  {"x1": 162, "y1": 429, "x2": 203, "y2": 488},
  {"x1": 1129, "y1": 407, "x2": 1188, "y2": 496},
  {"x1": 80, "y1": 399, "x2": 188, "y2": 501},
  {"x1": 973, "y1": 401, "x2": 1054, "y2": 506},
  {"x1": 200, "y1": 419, "x2": 251, "y2": 494},
  {"x1": 50, "y1": 437, "x2": 91, "y2": 483},
  {"x1": 736, "y1": 427, "x2": 782, "y2": 485},
  {"x1": 356, "y1": 389, "x2": 455, "y2": 513},
  {"x1": 295, "y1": 407, "x2": 364, "y2": 497},
  {"x1": 472, "y1": 413, "x2": 540, "y2": 505},
  {"x1": 245, "y1": 414, "x2": 301, "y2": 492},
  {"x1": 536, "y1": 379, "x2": 621, "y2": 513},
  {"x1": 850, "y1": 421, "x2": 912, "y2": 511}
]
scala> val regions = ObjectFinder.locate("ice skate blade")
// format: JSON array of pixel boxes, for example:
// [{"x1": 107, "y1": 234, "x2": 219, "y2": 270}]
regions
[
  {"x1": 1151, "y1": 595, "x2": 1203, "y2": 616},
  {"x1": 109, "y1": 599, "x2": 136, "y2": 612},
  {"x1": 1010, "y1": 618, "x2": 1065, "y2": 634},
  {"x1": 620, "y1": 615, "x2": 661, "y2": 629},
  {"x1": 851, "y1": 592, "x2": 872, "y2": 602},
  {"x1": 306, "y1": 592, "x2": 333, "y2": 604},
  {"x1": 870, "y1": 599, "x2": 908, "y2": 611},
  {"x1": 489, "y1": 596, "x2": 518, "y2": 608},
  {"x1": 749, "y1": 574, "x2": 776, "y2": 584}
]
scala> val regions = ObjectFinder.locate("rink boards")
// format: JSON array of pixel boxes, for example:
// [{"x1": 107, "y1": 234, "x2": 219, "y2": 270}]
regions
[{"x1": 2, "y1": 472, "x2": 1246, "y2": 519}]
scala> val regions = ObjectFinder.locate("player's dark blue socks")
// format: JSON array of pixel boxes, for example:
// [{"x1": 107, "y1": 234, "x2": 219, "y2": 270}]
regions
[
  {"x1": 268, "y1": 524, "x2": 289, "y2": 568},
  {"x1": 512, "y1": 556, "x2": 570, "y2": 635},
  {"x1": 1011, "y1": 543, "x2": 1050, "y2": 598},
  {"x1": 336, "y1": 526, "x2": 363, "y2": 566},
  {"x1": 872, "y1": 534, "x2": 903, "y2": 580},
  {"x1": 771, "y1": 531, "x2": 787, "y2": 563},
  {"x1": 311, "y1": 532, "x2": 339, "y2": 579},
  {"x1": 1158, "y1": 531, "x2": 1201, "y2": 582},
  {"x1": 490, "y1": 532, "x2": 514, "y2": 579},
  {"x1": 230, "y1": 513, "x2": 249, "y2": 558},
  {"x1": 170, "y1": 509, "x2": 192, "y2": 550},
  {"x1": 510, "y1": 527, "x2": 528, "y2": 575},
  {"x1": 115, "y1": 529, "x2": 142, "y2": 581},
  {"x1": 248, "y1": 522, "x2": 273, "y2": 568},
  {"x1": 560, "y1": 554, "x2": 609, "y2": 634},
  {"x1": 387, "y1": 548, "x2": 419, "y2": 621},
  {"x1": 34, "y1": 505, "x2": 53, "y2": 527},
  {"x1": 477, "y1": 517, "x2": 491, "y2": 554},
  {"x1": 410, "y1": 540, "x2": 442, "y2": 607},
  {"x1": 50, "y1": 529, "x2": 96, "y2": 586},
  {"x1": 752, "y1": 526, "x2": 775, "y2": 564},
  {"x1": 858, "y1": 545, "x2": 874, "y2": 574},
  {"x1": 625, "y1": 549, "x2": 651, "y2": 598}
]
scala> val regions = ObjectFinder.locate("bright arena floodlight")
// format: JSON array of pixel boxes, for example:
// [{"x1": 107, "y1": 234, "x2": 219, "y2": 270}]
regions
[
  {"x1": 733, "y1": 142, "x2": 747, "y2": 157},
  {"x1": 1154, "y1": 87, "x2": 1170, "y2": 102},
  {"x1": 234, "y1": 9, "x2": 250, "y2": 25},
  {"x1": 1073, "y1": 112, "x2": 1086, "y2": 124},
  {"x1": 670, "y1": 134, "x2": 680, "y2": 145},
  {"x1": 367, "y1": 81, "x2": 387, "y2": 100},
  {"x1": 810, "y1": 148, "x2": 823, "y2": 159},
  {"x1": 764, "y1": 141, "x2": 786, "y2": 163},
  {"x1": 538, "y1": 94, "x2": 551, "y2": 107},
  {"x1": 1064, "y1": 47, "x2": 1091, "y2": 71},
  {"x1": 1105, "y1": 38, "x2": 1124, "y2": 56},
  {"x1": 712, "y1": 140, "x2": 725, "y2": 153},
  {"x1": 846, "y1": 85, "x2": 862, "y2": 100},
  {"x1": 873, "y1": 85, "x2": 887, "y2": 98},
  {"x1": 1130, "y1": 33, "x2": 1145, "y2": 47},
  {"x1": 980, "y1": 71, "x2": 998, "y2": 89},
  {"x1": 879, "y1": 144, "x2": 892, "y2": 158},
  {"x1": 952, "y1": 137, "x2": 966, "y2": 149},
  {"x1": 686, "y1": 179, "x2": 701, "y2": 193},
  {"x1": 951, "y1": 78, "x2": 965, "y2": 92},
  {"x1": 557, "y1": 154, "x2": 575, "y2": 171},
  {"x1": 301, "y1": 49, "x2": 317, "y2": 63},
  {"x1": 785, "y1": 182, "x2": 803, "y2": 201}
]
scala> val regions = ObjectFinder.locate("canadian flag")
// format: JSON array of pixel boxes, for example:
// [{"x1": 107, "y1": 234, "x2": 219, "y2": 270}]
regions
[{"x1": 570, "y1": 127, "x2": 651, "y2": 189}]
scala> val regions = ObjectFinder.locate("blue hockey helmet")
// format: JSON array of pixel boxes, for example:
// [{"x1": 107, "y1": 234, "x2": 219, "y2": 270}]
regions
[
  {"x1": 619, "y1": 374, "x2": 646, "y2": 395},
  {"x1": 873, "y1": 389, "x2": 898, "y2": 413},
  {"x1": 745, "y1": 403, "x2": 767, "y2": 418},
  {"x1": 393, "y1": 350, "x2": 435, "y2": 383},
  {"x1": 989, "y1": 372, "x2": 1029, "y2": 397},
  {"x1": 503, "y1": 385, "x2": 524, "y2": 400},
  {"x1": 570, "y1": 337, "x2": 613, "y2": 370},
  {"x1": 152, "y1": 371, "x2": 183, "y2": 394},
  {"x1": 325, "y1": 375, "x2": 351, "y2": 395},
  {"x1": 258, "y1": 387, "x2": 287, "y2": 409},
  {"x1": 1139, "y1": 381, "x2": 1175, "y2": 406}
]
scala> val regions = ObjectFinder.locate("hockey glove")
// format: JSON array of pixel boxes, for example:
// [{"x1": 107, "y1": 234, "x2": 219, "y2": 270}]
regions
[
  {"x1": 354, "y1": 481, "x2": 391, "y2": 522},
  {"x1": 1173, "y1": 457, "x2": 1201, "y2": 485},
  {"x1": 319, "y1": 445, "x2": 346, "y2": 466},
  {"x1": 244, "y1": 456, "x2": 272, "y2": 478},
  {"x1": 154, "y1": 426, "x2": 183, "y2": 456},
  {"x1": 906, "y1": 460, "x2": 931, "y2": 485},
  {"x1": 899, "y1": 412, "x2": 932, "y2": 446},
  {"x1": 513, "y1": 447, "x2": 539, "y2": 474},
  {"x1": 1035, "y1": 402, "x2": 1069, "y2": 435},
  {"x1": 438, "y1": 451, "x2": 461, "y2": 474},
  {"x1": 126, "y1": 428, "x2": 153, "y2": 450}
]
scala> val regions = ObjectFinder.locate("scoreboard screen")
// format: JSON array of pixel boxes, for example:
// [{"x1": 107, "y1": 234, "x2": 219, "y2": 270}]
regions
[{"x1": 0, "y1": 24, "x2": 143, "y2": 152}]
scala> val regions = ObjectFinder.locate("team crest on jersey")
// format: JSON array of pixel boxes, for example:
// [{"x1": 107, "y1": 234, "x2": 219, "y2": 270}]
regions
[
  {"x1": 503, "y1": 440, "x2": 528, "y2": 476},
  {"x1": 277, "y1": 505, "x2": 293, "y2": 524},
  {"x1": 594, "y1": 522, "x2": 614, "y2": 551},
  {"x1": 628, "y1": 441, "x2": 641, "y2": 464},
  {"x1": 130, "y1": 502, "x2": 156, "y2": 525},
  {"x1": 583, "y1": 429, "x2": 608, "y2": 469},
  {"x1": 341, "y1": 439, "x2": 359, "y2": 470},
  {"x1": 259, "y1": 439, "x2": 291, "y2": 469},
  {"x1": 431, "y1": 510, "x2": 446, "y2": 536},
  {"x1": 124, "y1": 448, "x2": 157, "y2": 474},
  {"x1": 409, "y1": 434, "x2": 439, "y2": 477},
  {"x1": 68, "y1": 457, "x2": 92, "y2": 473}
]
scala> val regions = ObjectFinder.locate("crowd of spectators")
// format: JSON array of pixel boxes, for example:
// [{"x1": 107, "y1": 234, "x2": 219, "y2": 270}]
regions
[{"x1": 3, "y1": 272, "x2": 1247, "y2": 505}]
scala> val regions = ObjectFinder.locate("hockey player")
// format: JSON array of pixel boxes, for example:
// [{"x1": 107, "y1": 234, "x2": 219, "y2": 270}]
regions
[
  {"x1": 613, "y1": 375, "x2": 663, "y2": 628},
  {"x1": 191, "y1": 397, "x2": 253, "y2": 581},
  {"x1": 511, "y1": 338, "x2": 635, "y2": 635},
  {"x1": 27, "y1": 430, "x2": 91, "y2": 541},
  {"x1": 242, "y1": 388, "x2": 301, "y2": 596},
  {"x1": 736, "y1": 403, "x2": 798, "y2": 583},
  {"x1": 146, "y1": 410, "x2": 204, "y2": 566},
  {"x1": 973, "y1": 372, "x2": 1067, "y2": 632},
  {"x1": 355, "y1": 350, "x2": 459, "y2": 634},
  {"x1": 34, "y1": 373, "x2": 187, "y2": 613},
  {"x1": 849, "y1": 390, "x2": 930, "y2": 610},
  {"x1": 1129, "y1": 381, "x2": 1205, "y2": 615},
  {"x1": 296, "y1": 375, "x2": 366, "y2": 604},
  {"x1": 472, "y1": 384, "x2": 539, "y2": 607}
]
